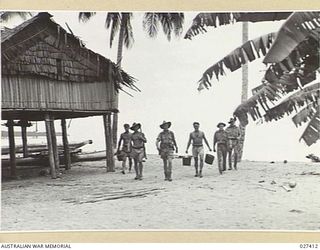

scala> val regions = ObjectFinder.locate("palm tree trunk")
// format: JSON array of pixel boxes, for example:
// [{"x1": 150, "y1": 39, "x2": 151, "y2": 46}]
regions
[
  {"x1": 112, "y1": 21, "x2": 125, "y2": 148},
  {"x1": 238, "y1": 22, "x2": 249, "y2": 162}
]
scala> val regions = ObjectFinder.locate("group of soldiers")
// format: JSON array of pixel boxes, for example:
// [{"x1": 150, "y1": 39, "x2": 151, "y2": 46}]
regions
[{"x1": 116, "y1": 118, "x2": 241, "y2": 181}]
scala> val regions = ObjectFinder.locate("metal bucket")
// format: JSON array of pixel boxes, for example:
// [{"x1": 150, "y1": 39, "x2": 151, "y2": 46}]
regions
[
  {"x1": 205, "y1": 154, "x2": 215, "y2": 165},
  {"x1": 182, "y1": 156, "x2": 192, "y2": 166},
  {"x1": 116, "y1": 151, "x2": 125, "y2": 161}
]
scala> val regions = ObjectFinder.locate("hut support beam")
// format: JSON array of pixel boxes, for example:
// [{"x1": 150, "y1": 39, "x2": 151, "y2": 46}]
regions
[
  {"x1": 7, "y1": 120, "x2": 17, "y2": 178},
  {"x1": 45, "y1": 114, "x2": 57, "y2": 179},
  {"x1": 61, "y1": 119, "x2": 71, "y2": 170},
  {"x1": 21, "y1": 120, "x2": 29, "y2": 158},
  {"x1": 50, "y1": 117, "x2": 60, "y2": 175},
  {"x1": 103, "y1": 114, "x2": 115, "y2": 172}
]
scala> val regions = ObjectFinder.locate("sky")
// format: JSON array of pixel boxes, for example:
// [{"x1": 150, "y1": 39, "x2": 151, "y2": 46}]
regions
[{"x1": 2, "y1": 11, "x2": 319, "y2": 162}]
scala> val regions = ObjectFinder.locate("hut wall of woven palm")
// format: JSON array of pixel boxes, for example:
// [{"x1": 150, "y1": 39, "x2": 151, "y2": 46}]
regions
[
  {"x1": 184, "y1": 12, "x2": 292, "y2": 40},
  {"x1": 1, "y1": 12, "x2": 138, "y2": 92}
]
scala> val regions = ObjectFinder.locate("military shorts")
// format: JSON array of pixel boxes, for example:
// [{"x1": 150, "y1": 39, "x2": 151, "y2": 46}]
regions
[
  {"x1": 160, "y1": 148, "x2": 174, "y2": 160},
  {"x1": 192, "y1": 146, "x2": 204, "y2": 160},
  {"x1": 130, "y1": 148, "x2": 144, "y2": 162},
  {"x1": 121, "y1": 146, "x2": 131, "y2": 158}
]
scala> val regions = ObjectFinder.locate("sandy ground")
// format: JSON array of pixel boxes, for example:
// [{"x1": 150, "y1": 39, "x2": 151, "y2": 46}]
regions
[{"x1": 1, "y1": 155, "x2": 320, "y2": 231}]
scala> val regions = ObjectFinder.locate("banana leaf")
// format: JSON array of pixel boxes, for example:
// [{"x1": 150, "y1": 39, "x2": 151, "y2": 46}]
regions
[
  {"x1": 292, "y1": 102, "x2": 319, "y2": 127},
  {"x1": 184, "y1": 12, "x2": 291, "y2": 40},
  {"x1": 233, "y1": 82, "x2": 285, "y2": 126},
  {"x1": 263, "y1": 12, "x2": 320, "y2": 63},
  {"x1": 264, "y1": 82, "x2": 320, "y2": 122},
  {"x1": 300, "y1": 110, "x2": 320, "y2": 146},
  {"x1": 234, "y1": 78, "x2": 319, "y2": 126},
  {"x1": 198, "y1": 32, "x2": 277, "y2": 90}
]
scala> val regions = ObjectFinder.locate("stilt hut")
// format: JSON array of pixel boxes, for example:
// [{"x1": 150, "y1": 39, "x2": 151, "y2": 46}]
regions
[{"x1": 1, "y1": 12, "x2": 137, "y2": 178}]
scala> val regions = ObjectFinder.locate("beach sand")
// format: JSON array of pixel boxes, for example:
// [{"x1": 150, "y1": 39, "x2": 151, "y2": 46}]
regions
[{"x1": 1, "y1": 155, "x2": 320, "y2": 231}]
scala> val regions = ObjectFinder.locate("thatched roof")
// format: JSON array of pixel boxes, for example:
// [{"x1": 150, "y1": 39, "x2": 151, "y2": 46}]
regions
[{"x1": 1, "y1": 12, "x2": 138, "y2": 92}]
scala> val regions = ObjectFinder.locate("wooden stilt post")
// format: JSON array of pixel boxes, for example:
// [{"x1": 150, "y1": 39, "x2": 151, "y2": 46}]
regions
[
  {"x1": 45, "y1": 114, "x2": 57, "y2": 179},
  {"x1": 50, "y1": 117, "x2": 60, "y2": 175},
  {"x1": 61, "y1": 118, "x2": 71, "y2": 170},
  {"x1": 21, "y1": 120, "x2": 29, "y2": 158},
  {"x1": 103, "y1": 113, "x2": 115, "y2": 172},
  {"x1": 7, "y1": 120, "x2": 17, "y2": 178}
]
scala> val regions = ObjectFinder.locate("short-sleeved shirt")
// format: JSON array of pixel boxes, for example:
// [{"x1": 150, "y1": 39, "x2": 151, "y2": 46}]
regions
[
  {"x1": 225, "y1": 125, "x2": 241, "y2": 139},
  {"x1": 214, "y1": 130, "x2": 228, "y2": 145},
  {"x1": 190, "y1": 131, "x2": 205, "y2": 146},
  {"x1": 157, "y1": 130, "x2": 175, "y2": 150},
  {"x1": 131, "y1": 131, "x2": 146, "y2": 149}
]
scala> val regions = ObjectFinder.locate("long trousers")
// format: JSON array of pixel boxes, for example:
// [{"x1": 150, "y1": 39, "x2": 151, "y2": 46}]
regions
[{"x1": 217, "y1": 143, "x2": 227, "y2": 173}]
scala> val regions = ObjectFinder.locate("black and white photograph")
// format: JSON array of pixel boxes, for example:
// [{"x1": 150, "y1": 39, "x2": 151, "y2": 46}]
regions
[{"x1": 1, "y1": 10, "x2": 320, "y2": 232}]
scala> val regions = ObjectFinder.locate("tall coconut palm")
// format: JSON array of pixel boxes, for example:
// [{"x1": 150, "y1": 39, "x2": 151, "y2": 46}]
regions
[
  {"x1": 184, "y1": 11, "x2": 304, "y2": 160},
  {"x1": 79, "y1": 12, "x2": 184, "y2": 147}
]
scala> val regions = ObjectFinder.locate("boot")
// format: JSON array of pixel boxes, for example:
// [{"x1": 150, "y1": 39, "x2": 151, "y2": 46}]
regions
[
  {"x1": 199, "y1": 171, "x2": 203, "y2": 178},
  {"x1": 134, "y1": 165, "x2": 139, "y2": 180},
  {"x1": 168, "y1": 171, "x2": 172, "y2": 181},
  {"x1": 164, "y1": 172, "x2": 168, "y2": 181},
  {"x1": 194, "y1": 167, "x2": 199, "y2": 177},
  {"x1": 138, "y1": 164, "x2": 143, "y2": 180}
]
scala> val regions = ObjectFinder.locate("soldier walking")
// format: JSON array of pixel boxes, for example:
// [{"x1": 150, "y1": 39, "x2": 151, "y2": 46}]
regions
[
  {"x1": 156, "y1": 121, "x2": 178, "y2": 181},
  {"x1": 130, "y1": 123, "x2": 147, "y2": 180},
  {"x1": 213, "y1": 122, "x2": 228, "y2": 174},
  {"x1": 225, "y1": 117, "x2": 241, "y2": 170},
  {"x1": 116, "y1": 124, "x2": 133, "y2": 174},
  {"x1": 186, "y1": 122, "x2": 212, "y2": 178}
]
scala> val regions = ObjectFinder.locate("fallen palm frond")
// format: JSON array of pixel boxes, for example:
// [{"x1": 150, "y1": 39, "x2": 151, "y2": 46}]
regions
[
  {"x1": 184, "y1": 12, "x2": 291, "y2": 40},
  {"x1": 198, "y1": 32, "x2": 277, "y2": 90}
]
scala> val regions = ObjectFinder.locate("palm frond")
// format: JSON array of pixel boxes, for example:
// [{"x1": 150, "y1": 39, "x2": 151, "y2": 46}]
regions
[
  {"x1": 143, "y1": 13, "x2": 159, "y2": 38},
  {"x1": 158, "y1": 13, "x2": 173, "y2": 41},
  {"x1": 184, "y1": 12, "x2": 291, "y2": 40},
  {"x1": 264, "y1": 11, "x2": 320, "y2": 63},
  {"x1": 105, "y1": 12, "x2": 121, "y2": 48},
  {"x1": 0, "y1": 11, "x2": 32, "y2": 22},
  {"x1": 170, "y1": 13, "x2": 185, "y2": 37},
  {"x1": 198, "y1": 32, "x2": 277, "y2": 90},
  {"x1": 300, "y1": 110, "x2": 320, "y2": 146},
  {"x1": 78, "y1": 12, "x2": 96, "y2": 22},
  {"x1": 122, "y1": 13, "x2": 134, "y2": 49}
]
